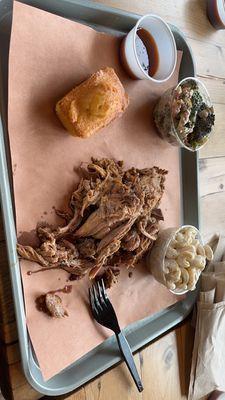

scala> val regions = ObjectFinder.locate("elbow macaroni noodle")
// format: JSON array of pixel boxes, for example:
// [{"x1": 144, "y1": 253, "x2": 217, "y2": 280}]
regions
[{"x1": 164, "y1": 227, "x2": 213, "y2": 291}]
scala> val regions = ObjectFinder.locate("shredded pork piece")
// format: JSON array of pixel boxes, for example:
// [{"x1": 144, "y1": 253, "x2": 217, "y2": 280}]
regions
[
  {"x1": 17, "y1": 158, "x2": 167, "y2": 285},
  {"x1": 35, "y1": 293, "x2": 68, "y2": 318},
  {"x1": 17, "y1": 243, "x2": 48, "y2": 267},
  {"x1": 97, "y1": 267, "x2": 120, "y2": 289},
  {"x1": 121, "y1": 229, "x2": 141, "y2": 251},
  {"x1": 77, "y1": 238, "x2": 97, "y2": 258},
  {"x1": 45, "y1": 294, "x2": 68, "y2": 318}
]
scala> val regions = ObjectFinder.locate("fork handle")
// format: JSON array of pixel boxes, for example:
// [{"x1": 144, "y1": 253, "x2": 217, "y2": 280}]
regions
[{"x1": 116, "y1": 332, "x2": 143, "y2": 392}]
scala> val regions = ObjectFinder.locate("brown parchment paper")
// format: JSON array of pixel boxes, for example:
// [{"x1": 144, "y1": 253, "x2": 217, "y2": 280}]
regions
[{"x1": 8, "y1": 1, "x2": 183, "y2": 380}]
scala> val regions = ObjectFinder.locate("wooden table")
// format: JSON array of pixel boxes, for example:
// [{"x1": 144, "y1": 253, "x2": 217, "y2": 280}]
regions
[{"x1": 1, "y1": 0, "x2": 225, "y2": 399}]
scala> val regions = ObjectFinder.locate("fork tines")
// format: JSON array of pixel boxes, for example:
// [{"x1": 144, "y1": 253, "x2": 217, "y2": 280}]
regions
[
  {"x1": 89, "y1": 279, "x2": 119, "y2": 330},
  {"x1": 89, "y1": 279, "x2": 106, "y2": 315}
]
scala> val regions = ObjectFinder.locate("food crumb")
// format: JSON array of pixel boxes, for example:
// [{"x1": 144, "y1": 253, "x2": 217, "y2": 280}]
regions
[
  {"x1": 13, "y1": 163, "x2": 17, "y2": 175},
  {"x1": 128, "y1": 271, "x2": 133, "y2": 278}
]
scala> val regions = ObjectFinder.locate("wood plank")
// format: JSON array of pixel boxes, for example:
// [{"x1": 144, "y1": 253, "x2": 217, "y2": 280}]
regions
[
  {"x1": 0, "y1": 242, "x2": 16, "y2": 327},
  {"x1": 53, "y1": 391, "x2": 86, "y2": 400},
  {"x1": 5, "y1": 343, "x2": 20, "y2": 365},
  {"x1": 201, "y1": 188, "x2": 225, "y2": 241},
  {"x1": 188, "y1": 37, "x2": 225, "y2": 80},
  {"x1": 0, "y1": 340, "x2": 14, "y2": 400},
  {"x1": 84, "y1": 353, "x2": 142, "y2": 400},
  {"x1": 8, "y1": 363, "x2": 27, "y2": 390},
  {"x1": 140, "y1": 328, "x2": 188, "y2": 400},
  {"x1": 0, "y1": 277, "x2": 15, "y2": 325},
  {"x1": 0, "y1": 210, "x2": 5, "y2": 243},
  {"x1": 8, "y1": 362, "x2": 41, "y2": 400},
  {"x1": 0, "y1": 356, "x2": 40, "y2": 400},
  {"x1": 199, "y1": 156, "x2": 225, "y2": 241},
  {"x1": 198, "y1": 75, "x2": 225, "y2": 105},
  {"x1": 0, "y1": 340, "x2": 20, "y2": 366},
  {"x1": 200, "y1": 161, "x2": 225, "y2": 239},
  {"x1": 199, "y1": 157, "x2": 225, "y2": 198},
  {"x1": 0, "y1": 322, "x2": 18, "y2": 344},
  {"x1": 199, "y1": 103, "x2": 225, "y2": 159},
  {"x1": 12, "y1": 384, "x2": 41, "y2": 400},
  {"x1": 175, "y1": 319, "x2": 195, "y2": 395}
]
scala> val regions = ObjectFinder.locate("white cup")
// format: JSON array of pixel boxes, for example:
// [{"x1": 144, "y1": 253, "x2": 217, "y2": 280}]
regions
[
  {"x1": 146, "y1": 225, "x2": 203, "y2": 295},
  {"x1": 121, "y1": 14, "x2": 177, "y2": 83}
]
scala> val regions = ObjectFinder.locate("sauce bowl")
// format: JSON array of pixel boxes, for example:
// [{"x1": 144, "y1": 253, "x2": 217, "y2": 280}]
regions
[{"x1": 120, "y1": 14, "x2": 177, "y2": 83}]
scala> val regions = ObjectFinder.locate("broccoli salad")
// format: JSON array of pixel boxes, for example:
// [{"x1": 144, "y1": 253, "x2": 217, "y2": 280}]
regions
[
  {"x1": 153, "y1": 78, "x2": 215, "y2": 150},
  {"x1": 171, "y1": 80, "x2": 215, "y2": 149}
]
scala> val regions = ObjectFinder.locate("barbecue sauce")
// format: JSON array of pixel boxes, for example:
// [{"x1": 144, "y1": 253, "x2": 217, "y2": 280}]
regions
[
  {"x1": 27, "y1": 266, "x2": 59, "y2": 275},
  {"x1": 50, "y1": 285, "x2": 73, "y2": 295},
  {"x1": 135, "y1": 28, "x2": 159, "y2": 77}
]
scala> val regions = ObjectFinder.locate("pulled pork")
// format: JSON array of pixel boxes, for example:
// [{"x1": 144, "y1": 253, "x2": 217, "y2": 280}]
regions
[
  {"x1": 17, "y1": 158, "x2": 167, "y2": 286},
  {"x1": 36, "y1": 293, "x2": 68, "y2": 318}
]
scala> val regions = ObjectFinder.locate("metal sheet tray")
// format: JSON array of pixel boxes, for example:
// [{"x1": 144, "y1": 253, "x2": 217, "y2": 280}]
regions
[{"x1": 0, "y1": 0, "x2": 199, "y2": 396}]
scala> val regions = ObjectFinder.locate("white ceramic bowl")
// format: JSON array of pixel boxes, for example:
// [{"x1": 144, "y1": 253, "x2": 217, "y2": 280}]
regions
[
  {"x1": 121, "y1": 14, "x2": 177, "y2": 82},
  {"x1": 147, "y1": 225, "x2": 203, "y2": 295}
]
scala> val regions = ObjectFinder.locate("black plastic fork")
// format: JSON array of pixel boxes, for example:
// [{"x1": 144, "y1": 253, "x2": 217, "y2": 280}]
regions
[{"x1": 89, "y1": 279, "x2": 144, "y2": 392}]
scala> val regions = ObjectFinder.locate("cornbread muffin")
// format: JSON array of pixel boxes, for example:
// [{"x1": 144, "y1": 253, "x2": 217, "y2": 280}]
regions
[{"x1": 56, "y1": 67, "x2": 129, "y2": 138}]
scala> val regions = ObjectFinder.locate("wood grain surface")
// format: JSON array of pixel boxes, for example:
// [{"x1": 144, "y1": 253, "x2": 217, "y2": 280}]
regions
[{"x1": 0, "y1": 0, "x2": 225, "y2": 399}]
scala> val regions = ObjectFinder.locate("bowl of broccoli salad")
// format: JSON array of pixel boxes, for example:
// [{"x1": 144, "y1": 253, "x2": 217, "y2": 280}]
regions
[{"x1": 153, "y1": 77, "x2": 215, "y2": 151}]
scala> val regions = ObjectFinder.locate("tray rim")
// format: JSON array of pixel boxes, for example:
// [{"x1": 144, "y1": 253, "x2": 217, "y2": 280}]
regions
[{"x1": 0, "y1": 0, "x2": 199, "y2": 396}]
